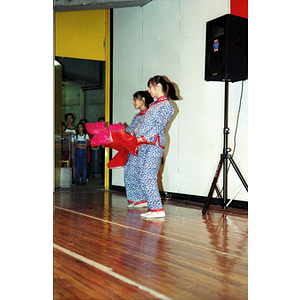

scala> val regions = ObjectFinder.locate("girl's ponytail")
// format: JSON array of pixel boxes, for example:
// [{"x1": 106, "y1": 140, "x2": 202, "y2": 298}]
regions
[{"x1": 166, "y1": 82, "x2": 179, "y2": 100}]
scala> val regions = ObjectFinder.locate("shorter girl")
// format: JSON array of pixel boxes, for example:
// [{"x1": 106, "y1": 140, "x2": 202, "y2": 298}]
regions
[
  {"x1": 74, "y1": 123, "x2": 90, "y2": 185},
  {"x1": 124, "y1": 91, "x2": 153, "y2": 208}
]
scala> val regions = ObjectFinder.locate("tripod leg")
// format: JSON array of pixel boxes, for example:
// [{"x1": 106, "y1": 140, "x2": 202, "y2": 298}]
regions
[
  {"x1": 228, "y1": 156, "x2": 248, "y2": 192},
  {"x1": 202, "y1": 155, "x2": 223, "y2": 214},
  {"x1": 223, "y1": 150, "x2": 228, "y2": 209},
  {"x1": 215, "y1": 183, "x2": 222, "y2": 199}
]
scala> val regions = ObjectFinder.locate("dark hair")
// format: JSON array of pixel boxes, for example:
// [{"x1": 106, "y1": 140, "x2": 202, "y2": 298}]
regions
[
  {"x1": 77, "y1": 122, "x2": 87, "y2": 134},
  {"x1": 79, "y1": 118, "x2": 88, "y2": 123},
  {"x1": 133, "y1": 90, "x2": 154, "y2": 108},
  {"x1": 65, "y1": 113, "x2": 75, "y2": 121},
  {"x1": 98, "y1": 117, "x2": 105, "y2": 122},
  {"x1": 147, "y1": 75, "x2": 179, "y2": 100}
]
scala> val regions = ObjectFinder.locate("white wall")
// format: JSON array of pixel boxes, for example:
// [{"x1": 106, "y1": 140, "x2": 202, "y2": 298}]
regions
[{"x1": 112, "y1": 0, "x2": 248, "y2": 201}]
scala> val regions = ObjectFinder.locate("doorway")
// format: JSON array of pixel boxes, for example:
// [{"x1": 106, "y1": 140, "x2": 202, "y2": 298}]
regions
[
  {"x1": 54, "y1": 9, "x2": 111, "y2": 189},
  {"x1": 56, "y1": 57, "x2": 106, "y2": 187}
]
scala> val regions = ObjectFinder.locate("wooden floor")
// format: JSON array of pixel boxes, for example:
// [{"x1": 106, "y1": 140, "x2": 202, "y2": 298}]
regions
[{"x1": 53, "y1": 179, "x2": 248, "y2": 300}]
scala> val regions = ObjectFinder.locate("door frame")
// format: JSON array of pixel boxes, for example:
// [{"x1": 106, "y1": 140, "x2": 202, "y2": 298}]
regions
[{"x1": 54, "y1": 9, "x2": 111, "y2": 189}]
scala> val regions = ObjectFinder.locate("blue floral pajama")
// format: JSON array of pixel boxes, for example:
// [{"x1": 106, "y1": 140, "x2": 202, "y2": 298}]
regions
[
  {"x1": 124, "y1": 152, "x2": 146, "y2": 204},
  {"x1": 135, "y1": 96, "x2": 175, "y2": 211},
  {"x1": 124, "y1": 110, "x2": 147, "y2": 204},
  {"x1": 138, "y1": 143, "x2": 164, "y2": 211}
]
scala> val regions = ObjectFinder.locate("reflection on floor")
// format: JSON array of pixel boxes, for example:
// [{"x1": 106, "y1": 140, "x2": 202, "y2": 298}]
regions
[
  {"x1": 53, "y1": 182, "x2": 248, "y2": 300},
  {"x1": 58, "y1": 177, "x2": 104, "y2": 191}
]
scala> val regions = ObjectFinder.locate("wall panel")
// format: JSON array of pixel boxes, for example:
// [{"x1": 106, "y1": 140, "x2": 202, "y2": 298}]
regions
[
  {"x1": 111, "y1": 7, "x2": 144, "y2": 185},
  {"x1": 112, "y1": 0, "x2": 248, "y2": 201}
]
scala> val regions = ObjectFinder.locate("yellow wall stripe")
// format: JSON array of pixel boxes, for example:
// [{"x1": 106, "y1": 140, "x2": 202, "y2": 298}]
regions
[
  {"x1": 104, "y1": 9, "x2": 111, "y2": 190},
  {"x1": 55, "y1": 10, "x2": 106, "y2": 61}
]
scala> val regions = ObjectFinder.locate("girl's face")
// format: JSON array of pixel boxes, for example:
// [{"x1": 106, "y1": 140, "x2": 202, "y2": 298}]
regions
[
  {"x1": 77, "y1": 124, "x2": 83, "y2": 133},
  {"x1": 133, "y1": 96, "x2": 146, "y2": 110},
  {"x1": 66, "y1": 115, "x2": 74, "y2": 125},
  {"x1": 148, "y1": 82, "x2": 157, "y2": 98}
]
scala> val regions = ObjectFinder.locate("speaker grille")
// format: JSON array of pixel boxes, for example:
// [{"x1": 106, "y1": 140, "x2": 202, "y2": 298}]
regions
[{"x1": 207, "y1": 40, "x2": 225, "y2": 76}]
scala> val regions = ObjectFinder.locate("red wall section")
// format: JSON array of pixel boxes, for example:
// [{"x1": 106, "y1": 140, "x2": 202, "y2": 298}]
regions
[{"x1": 230, "y1": 0, "x2": 248, "y2": 19}]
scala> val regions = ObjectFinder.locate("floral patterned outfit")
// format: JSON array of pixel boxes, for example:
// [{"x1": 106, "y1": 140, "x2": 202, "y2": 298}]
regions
[
  {"x1": 124, "y1": 109, "x2": 148, "y2": 205},
  {"x1": 135, "y1": 96, "x2": 175, "y2": 211}
]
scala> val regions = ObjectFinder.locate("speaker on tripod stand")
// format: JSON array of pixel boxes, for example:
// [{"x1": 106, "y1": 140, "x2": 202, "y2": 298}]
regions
[
  {"x1": 205, "y1": 14, "x2": 248, "y2": 82},
  {"x1": 202, "y1": 14, "x2": 248, "y2": 214}
]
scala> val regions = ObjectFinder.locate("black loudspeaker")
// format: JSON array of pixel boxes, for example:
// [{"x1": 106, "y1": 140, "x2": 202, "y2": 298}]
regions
[{"x1": 205, "y1": 14, "x2": 248, "y2": 82}]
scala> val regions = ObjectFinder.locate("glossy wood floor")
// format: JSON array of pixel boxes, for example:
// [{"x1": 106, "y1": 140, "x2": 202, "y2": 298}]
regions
[{"x1": 53, "y1": 179, "x2": 248, "y2": 299}]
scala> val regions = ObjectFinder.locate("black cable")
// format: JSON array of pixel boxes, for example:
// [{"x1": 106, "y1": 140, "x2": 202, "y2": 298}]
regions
[
  {"x1": 226, "y1": 81, "x2": 244, "y2": 177},
  {"x1": 216, "y1": 81, "x2": 245, "y2": 198},
  {"x1": 231, "y1": 80, "x2": 244, "y2": 159}
]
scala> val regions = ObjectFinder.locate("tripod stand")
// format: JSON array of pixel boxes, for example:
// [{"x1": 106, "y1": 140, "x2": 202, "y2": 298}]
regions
[{"x1": 202, "y1": 79, "x2": 248, "y2": 215}]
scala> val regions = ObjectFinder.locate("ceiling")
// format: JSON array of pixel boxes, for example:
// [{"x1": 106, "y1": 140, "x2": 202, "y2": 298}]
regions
[{"x1": 54, "y1": 0, "x2": 153, "y2": 12}]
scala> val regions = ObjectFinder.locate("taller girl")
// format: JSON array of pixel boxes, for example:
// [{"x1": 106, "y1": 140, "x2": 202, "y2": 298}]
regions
[{"x1": 136, "y1": 75, "x2": 179, "y2": 219}]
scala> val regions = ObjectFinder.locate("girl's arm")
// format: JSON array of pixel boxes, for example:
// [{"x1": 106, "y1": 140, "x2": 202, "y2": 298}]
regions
[
  {"x1": 63, "y1": 130, "x2": 76, "y2": 144},
  {"x1": 125, "y1": 113, "x2": 139, "y2": 134},
  {"x1": 136, "y1": 102, "x2": 174, "y2": 142},
  {"x1": 75, "y1": 138, "x2": 90, "y2": 148},
  {"x1": 63, "y1": 131, "x2": 74, "y2": 136}
]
